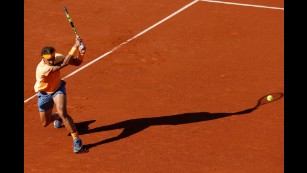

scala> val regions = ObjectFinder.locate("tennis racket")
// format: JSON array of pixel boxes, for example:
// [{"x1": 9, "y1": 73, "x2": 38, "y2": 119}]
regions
[
  {"x1": 63, "y1": 6, "x2": 86, "y2": 53},
  {"x1": 64, "y1": 6, "x2": 79, "y2": 37}
]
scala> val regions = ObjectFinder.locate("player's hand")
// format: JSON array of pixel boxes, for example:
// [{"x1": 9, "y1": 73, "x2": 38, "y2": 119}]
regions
[
  {"x1": 76, "y1": 36, "x2": 83, "y2": 43},
  {"x1": 75, "y1": 36, "x2": 82, "y2": 46},
  {"x1": 74, "y1": 36, "x2": 86, "y2": 55},
  {"x1": 79, "y1": 43, "x2": 86, "y2": 55},
  {"x1": 77, "y1": 37, "x2": 86, "y2": 54}
]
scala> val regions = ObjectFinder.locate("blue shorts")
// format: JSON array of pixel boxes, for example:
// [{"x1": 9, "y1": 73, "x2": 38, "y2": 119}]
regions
[{"x1": 37, "y1": 80, "x2": 66, "y2": 112}]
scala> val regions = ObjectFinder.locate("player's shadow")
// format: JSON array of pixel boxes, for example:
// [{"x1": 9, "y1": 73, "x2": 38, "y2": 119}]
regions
[
  {"x1": 74, "y1": 92, "x2": 283, "y2": 151},
  {"x1": 76, "y1": 107, "x2": 259, "y2": 150},
  {"x1": 74, "y1": 120, "x2": 97, "y2": 132}
]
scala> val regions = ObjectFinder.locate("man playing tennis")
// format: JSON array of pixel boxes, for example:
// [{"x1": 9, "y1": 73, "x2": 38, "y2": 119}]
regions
[{"x1": 34, "y1": 36, "x2": 86, "y2": 153}]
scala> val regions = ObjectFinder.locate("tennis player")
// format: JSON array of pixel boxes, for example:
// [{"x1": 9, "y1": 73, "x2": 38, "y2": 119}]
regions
[{"x1": 34, "y1": 36, "x2": 86, "y2": 153}]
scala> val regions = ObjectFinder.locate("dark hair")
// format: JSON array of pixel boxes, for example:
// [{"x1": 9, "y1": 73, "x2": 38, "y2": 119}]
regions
[{"x1": 41, "y1": 46, "x2": 55, "y2": 55}]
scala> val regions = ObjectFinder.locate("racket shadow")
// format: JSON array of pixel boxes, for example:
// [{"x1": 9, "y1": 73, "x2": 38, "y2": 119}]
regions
[{"x1": 78, "y1": 92, "x2": 283, "y2": 150}]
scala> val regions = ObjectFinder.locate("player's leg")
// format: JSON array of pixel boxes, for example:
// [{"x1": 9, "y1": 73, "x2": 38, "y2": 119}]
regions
[
  {"x1": 53, "y1": 93, "x2": 77, "y2": 133},
  {"x1": 37, "y1": 92, "x2": 58, "y2": 127},
  {"x1": 52, "y1": 80, "x2": 85, "y2": 153},
  {"x1": 39, "y1": 109, "x2": 53, "y2": 127},
  {"x1": 53, "y1": 93, "x2": 84, "y2": 153}
]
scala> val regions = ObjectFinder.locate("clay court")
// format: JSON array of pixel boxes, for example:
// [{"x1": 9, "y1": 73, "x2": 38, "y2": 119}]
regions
[{"x1": 24, "y1": 0, "x2": 284, "y2": 172}]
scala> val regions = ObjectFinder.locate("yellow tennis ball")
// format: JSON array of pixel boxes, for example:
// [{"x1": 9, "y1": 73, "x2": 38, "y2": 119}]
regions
[{"x1": 266, "y1": 95, "x2": 273, "y2": 101}]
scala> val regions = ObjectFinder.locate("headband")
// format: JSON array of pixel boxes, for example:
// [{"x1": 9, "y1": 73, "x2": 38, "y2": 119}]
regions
[{"x1": 42, "y1": 54, "x2": 52, "y2": 59}]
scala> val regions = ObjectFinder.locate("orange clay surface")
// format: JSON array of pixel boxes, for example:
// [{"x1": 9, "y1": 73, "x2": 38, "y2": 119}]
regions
[{"x1": 24, "y1": 0, "x2": 284, "y2": 172}]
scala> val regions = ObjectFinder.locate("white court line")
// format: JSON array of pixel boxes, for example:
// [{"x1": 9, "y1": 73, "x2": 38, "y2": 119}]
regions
[
  {"x1": 201, "y1": 0, "x2": 284, "y2": 10},
  {"x1": 24, "y1": 0, "x2": 200, "y2": 103},
  {"x1": 24, "y1": 0, "x2": 283, "y2": 103}
]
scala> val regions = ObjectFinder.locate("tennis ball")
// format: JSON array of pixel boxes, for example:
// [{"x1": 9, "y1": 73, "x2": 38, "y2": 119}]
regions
[{"x1": 266, "y1": 95, "x2": 273, "y2": 102}]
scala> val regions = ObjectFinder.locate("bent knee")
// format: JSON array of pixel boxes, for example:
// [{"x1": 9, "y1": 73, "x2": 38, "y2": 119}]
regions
[{"x1": 42, "y1": 122, "x2": 49, "y2": 127}]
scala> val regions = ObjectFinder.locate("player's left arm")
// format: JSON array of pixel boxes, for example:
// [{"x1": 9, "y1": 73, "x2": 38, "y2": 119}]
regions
[{"x1": 69, "y1": 56, "x2": 83, "y2": 66}]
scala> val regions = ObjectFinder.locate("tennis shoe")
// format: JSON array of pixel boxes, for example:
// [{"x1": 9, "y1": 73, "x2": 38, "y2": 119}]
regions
[
  {"x1": 53, "y1": 118, "x2": 63, "y2": 128},
  {"x1": 73, "y1": 138, "x2": 84, "y2": 153}
]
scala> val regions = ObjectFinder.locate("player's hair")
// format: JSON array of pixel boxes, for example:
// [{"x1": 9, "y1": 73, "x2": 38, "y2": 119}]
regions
[{"x1": 41, "y1": 46, "x2": 56, "y2": 55}]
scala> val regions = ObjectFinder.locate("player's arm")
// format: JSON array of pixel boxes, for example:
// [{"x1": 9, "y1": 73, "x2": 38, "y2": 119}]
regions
[
  {"x1": 69, "y1": 53, "x2": 84, "y2": 66},
  {"x1": 69, "y1": 37, "x2": 86, "y2": 66},
  {"x1": 50, "y1": 45, "x2": 78, "y2": 72},
  {"x1": 68, "y1": 47, "x2": 86, "y2": 66}
]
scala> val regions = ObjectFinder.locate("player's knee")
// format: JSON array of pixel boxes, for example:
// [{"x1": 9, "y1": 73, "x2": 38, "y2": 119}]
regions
[{"x1": 41, "y1": 121, "x2": 49, "y2": 127}]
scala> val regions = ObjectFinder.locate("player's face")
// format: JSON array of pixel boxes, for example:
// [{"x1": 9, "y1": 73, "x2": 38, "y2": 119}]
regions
[{"x1": 43, "y1": 52, "x2": 56, "y2": 65}]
